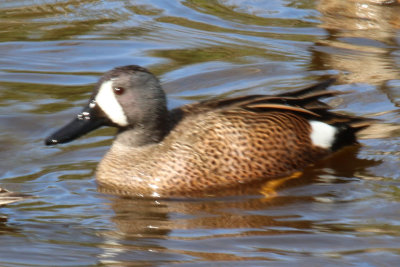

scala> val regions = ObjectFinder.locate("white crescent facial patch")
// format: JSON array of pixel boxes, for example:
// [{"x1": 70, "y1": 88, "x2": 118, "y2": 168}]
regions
[{"x1": 95, "y1": 80, "x2": 129, "y2": 127}]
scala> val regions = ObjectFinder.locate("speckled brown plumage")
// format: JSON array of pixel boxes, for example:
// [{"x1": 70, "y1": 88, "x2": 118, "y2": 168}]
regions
[
  {"x1": 45, "y1": 66, "x2": 372, "y2": 197},
  {"x1": 97, "y1": 110, "x2": 329, "y2": 196}
]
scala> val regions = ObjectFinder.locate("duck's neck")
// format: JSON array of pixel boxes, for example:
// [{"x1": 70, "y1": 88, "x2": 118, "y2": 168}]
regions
[{"x1": 115, "y1": 111, "x2": 171, "y2": 147}]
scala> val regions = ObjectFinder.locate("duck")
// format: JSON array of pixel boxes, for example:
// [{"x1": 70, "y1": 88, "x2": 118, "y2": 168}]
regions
[
  {"x1": 45, "y1": 65, "x2": 370, "y2": 197},
  {"x1": 0, "y1": 187, "x2": 31, "y2": 206}
]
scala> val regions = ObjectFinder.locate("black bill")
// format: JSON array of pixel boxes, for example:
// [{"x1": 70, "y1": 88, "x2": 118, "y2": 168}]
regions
[{"x1": 45, "y1": 102, "x2": 109, "y2": 145}]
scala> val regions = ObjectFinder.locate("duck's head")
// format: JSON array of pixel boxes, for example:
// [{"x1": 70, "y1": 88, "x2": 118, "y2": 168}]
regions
[{"x1": 45, "y1": 65, "x2": 168, "y2": 146}]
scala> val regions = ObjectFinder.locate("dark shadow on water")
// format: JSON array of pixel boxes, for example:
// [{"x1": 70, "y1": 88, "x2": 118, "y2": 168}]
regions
[{"x1": 0, "y1": 216, "x2": 21, "y2": 234}]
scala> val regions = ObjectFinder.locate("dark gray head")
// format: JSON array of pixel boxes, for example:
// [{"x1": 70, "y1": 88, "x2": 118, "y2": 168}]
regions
[
  {"x1": 94, "y1": 65, "x2": 167, "y2": 128},
  {"x1": 45, "y1": 65, "x2": 168, "y2": 145}
]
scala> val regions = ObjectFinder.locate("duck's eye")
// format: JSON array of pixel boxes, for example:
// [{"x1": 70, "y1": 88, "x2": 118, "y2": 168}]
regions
[{"x1": 113, "y1": 87, "x2": 125, "y2": 95}]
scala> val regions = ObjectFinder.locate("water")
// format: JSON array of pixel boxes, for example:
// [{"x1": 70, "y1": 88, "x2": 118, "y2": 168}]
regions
[{"x1": 0, "y1": 0, "x2": 399, "y2": 266}]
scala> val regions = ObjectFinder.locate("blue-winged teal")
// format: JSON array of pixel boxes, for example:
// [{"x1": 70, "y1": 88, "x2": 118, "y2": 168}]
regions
[
  {"x1": 0, "y1": 187, "x2": 31, "y2": 206},
  {"x1": 45, "y1": 65, "x2": 370, "y2": 196}
]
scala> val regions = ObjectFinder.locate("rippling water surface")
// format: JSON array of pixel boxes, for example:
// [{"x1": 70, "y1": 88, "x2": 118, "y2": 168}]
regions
[{"x1": 1, "y1": 0, "x2": 400, "y2": 266}]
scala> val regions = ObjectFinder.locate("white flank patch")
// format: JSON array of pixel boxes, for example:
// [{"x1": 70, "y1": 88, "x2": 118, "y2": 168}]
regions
[
  {"x1": 309, "y1": 120, "x2": 337, "y2": 149},
  {"x1": 95, "y1": 80, "x2": 129, "y2": 126}
]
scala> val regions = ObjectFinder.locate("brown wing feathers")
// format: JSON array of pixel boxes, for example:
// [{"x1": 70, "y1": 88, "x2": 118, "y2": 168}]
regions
[{"x1": 180, "y1": 78, "x2": 371, "y2": 133}]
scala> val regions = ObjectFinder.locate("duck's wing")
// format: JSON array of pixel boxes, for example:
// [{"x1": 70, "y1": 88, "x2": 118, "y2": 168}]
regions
[
  {"x1": 180, "y1": 78, "x2": 335, "y2": 112},
  {"x1": 176, "y1": 78, "x2": 372, "y2": 131}
]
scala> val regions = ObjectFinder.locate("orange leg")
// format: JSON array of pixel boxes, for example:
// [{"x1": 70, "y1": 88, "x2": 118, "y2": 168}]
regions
[{"x1": 259, "y1": 171, "x2": 303, "y2": 198}]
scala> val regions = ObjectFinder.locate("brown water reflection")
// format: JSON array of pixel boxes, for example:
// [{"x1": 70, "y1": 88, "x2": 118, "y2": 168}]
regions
[
  {"x1": 0, "y1": 0, "x2": 400, "y2": 266},
  {"x1": 313, "y1": 0, "x2": 400, "y2": 85}
]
